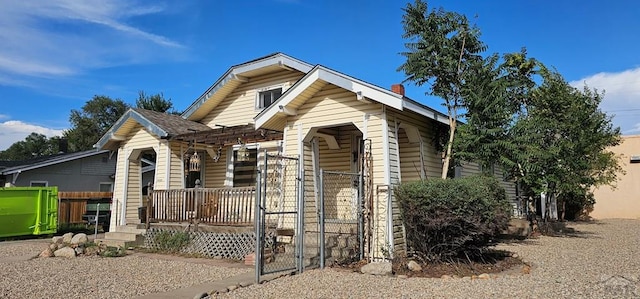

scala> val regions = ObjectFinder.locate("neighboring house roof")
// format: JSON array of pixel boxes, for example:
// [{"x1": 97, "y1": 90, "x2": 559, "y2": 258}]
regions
[
  {"x1": 0, "y1": 149, "x2": 110, "y2": 175},
  {"x1": 95, "y1": 108, "x2": 211, "y2": 150},
  {"x1": 254, "y1": 64, "x2": 449, "y2": 129},
  {"x1": 182, "y1": 52, "x2": 313, "y2": 121}
]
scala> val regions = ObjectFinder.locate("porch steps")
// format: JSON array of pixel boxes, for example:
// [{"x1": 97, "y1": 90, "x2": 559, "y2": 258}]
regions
[{"x1": 94, "y1": 225, "x2": 146, "y2": 248}]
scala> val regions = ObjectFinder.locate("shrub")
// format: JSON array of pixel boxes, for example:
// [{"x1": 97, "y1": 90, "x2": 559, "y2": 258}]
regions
[
  {"x1": 100, "y1": 246, "x2": 126, "y2": 257},
  {"x1": 395, "y1": 175, "x2": 512, "y2": 262},
  {"x1": 153, "y1": 231, "x2": 191, "y2": 253}
]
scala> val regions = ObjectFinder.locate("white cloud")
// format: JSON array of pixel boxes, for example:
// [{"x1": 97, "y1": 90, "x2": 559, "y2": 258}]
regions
[
  {"x1": 0, "y1": 0, "x2": 184, "y2": 82},
  {"x1": 569, "y1": 67, "x2": 640, "y2": 135},
  {"x1": 0, "y1": 120, "x2": 65, "y2": 151}
]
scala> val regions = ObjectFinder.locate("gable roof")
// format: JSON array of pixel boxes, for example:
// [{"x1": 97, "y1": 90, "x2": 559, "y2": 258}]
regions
[
  {"x1": 181, "y1": 53, "x2": 313, "y2": 121},
  {"x1": 1, "y1": 149, "x2": 109, "y2": 175},
  {"x1": 254, "y1": 65, "x2": 449, "y2": 129},
  {"x1": 95, "y1": 108, "x2": 211, "y2": 150}
]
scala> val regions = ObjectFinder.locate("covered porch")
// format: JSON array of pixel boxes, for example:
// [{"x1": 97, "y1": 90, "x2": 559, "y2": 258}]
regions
[{"x1": 141, "y1": 124, "x2": 283, "y2": 229}]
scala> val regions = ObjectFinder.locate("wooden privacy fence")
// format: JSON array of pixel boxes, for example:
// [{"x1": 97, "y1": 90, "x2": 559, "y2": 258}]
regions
[
  {"x1": 149, "y1": 187, "x2": 256, "y2": 226},
  {"x1": 58, "y1": 192, "x2": 113, "y2": 225}
]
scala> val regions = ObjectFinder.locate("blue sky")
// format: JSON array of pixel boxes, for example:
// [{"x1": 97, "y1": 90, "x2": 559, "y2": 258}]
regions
[{"x1": 1, "y1": 0, "x2": 639, "y2": 150}]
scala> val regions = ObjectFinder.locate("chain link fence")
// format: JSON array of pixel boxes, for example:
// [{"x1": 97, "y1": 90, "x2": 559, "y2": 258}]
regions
[
  {"x1": 319, "y1": 170, "x2": 363, "y2": 267},
  {"x1": 257, "y1": 154, "x2": 301, "y2": 276}
]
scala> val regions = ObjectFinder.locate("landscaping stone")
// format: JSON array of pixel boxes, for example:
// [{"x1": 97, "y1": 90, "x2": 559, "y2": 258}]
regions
[
  {"x1": 478, "y1": 273, "x2": 490, "y2": 280},
  {"x1": 62, "y1": 233, "x2": 74, "y2": 243},
  {"x1": 407, "y1": 260, "x2": 422, "y2": 272},
  {"x1": 84, "y1": 246, "x2": 100, "y2": 256},
  {"x1": 49, "y1": 243, "x2": 58, "y2": 251},
  {"x1": 74, "y1": 247, "x2": 84, "y2": 256},
  {"x1": 54, "y1": 247, "x2": 76, "y2": 258},
  {"x1": 39, "y1": 249, "x2": 53, "y2": 258},
  {"x1": 70, "y1": 233, "x2": 88, "y2": 245},
  {"x1": 52, "y1": 236, "x2": 64, "y2": 244},
  {"x1": 360, "y1": 262, "x2": 392, "y2": 276}
]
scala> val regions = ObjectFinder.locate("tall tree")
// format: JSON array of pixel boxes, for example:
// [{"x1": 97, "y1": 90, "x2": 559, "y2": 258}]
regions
[
  {"x1": 455, "y1": 56, "x2": 622, "y2": 221},
  {"x1": 399, "y1": 0, "x2": 487, "y2": 178},
  {"x1": 0, "y1": 133, "x2": 61, "y2": 161},
  {"x1": 135, "y1": 91, "x2": 178, "y2": 114},
  {"x1": 64, "y1": 95, "x2": 129, "y2": 152},
  {"x1": 455, "y1": 50, "x2": 538, "y2": 171}
]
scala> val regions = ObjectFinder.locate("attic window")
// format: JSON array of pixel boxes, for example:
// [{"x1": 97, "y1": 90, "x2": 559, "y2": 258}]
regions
[{"x1": 257, "y1": 87, "x2": 282, "y2": 109}]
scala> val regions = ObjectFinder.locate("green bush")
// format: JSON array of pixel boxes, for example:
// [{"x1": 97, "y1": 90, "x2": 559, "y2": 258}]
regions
[
  {"x1": 153, "y1": 231, "x2": 191, "y2": 253},
  {"x1": 395, "y1": 175, "x2": 512, "y2": 262},
  {"x1": 100, "y1": 246, "x2": 126, "y2": 257}
]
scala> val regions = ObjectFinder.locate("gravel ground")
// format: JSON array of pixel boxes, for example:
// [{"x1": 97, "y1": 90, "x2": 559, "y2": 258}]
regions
[
  {"x1": 0, "y1": 219, "x2": 637, "y2": 299},
  {"x1": 216, "y1": 219, "x2": 640, "y2": 299},
  {"x1": 0, "y1": 241, "x2": 250, "y2": 299}
]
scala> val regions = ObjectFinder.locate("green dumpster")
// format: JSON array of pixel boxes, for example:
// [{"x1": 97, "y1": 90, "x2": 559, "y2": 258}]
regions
[{"x1": 0, "y1": 187, "x2": 58, "y2": 238}]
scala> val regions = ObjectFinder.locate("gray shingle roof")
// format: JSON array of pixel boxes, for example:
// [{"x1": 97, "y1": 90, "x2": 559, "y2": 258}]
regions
[{"x1": 132, "y1": 108, "x2": 211, "y2": 136}]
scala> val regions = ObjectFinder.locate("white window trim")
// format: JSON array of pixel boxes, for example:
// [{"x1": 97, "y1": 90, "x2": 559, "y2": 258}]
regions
[
  {"x1": 255, "y1": 84, "x2": 286, "y2": 110},
  {"x1": 30, "y1": 181, "x2": 48, "y2": 187},
  {"x1": 226, "y1": 143, "x2": 260, "y2": 187}
]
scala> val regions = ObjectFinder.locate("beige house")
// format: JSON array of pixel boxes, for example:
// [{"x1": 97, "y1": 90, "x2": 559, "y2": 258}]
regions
[
  {"x1": 96, "y1": 53, "x2": 518, "y2": 259},
  {"x1": 591, "y1": 135, "x2": 640, "y2": 219}
]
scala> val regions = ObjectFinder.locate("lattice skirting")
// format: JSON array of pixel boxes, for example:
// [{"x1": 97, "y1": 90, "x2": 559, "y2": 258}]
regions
[{"x1": 143, "y1": 228, "x2": 274, "y2": 260}]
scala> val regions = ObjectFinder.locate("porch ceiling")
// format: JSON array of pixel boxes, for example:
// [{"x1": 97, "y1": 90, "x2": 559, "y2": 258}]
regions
[{"x1": 169, "y1": 124, "x2": 283, "y2": 146}]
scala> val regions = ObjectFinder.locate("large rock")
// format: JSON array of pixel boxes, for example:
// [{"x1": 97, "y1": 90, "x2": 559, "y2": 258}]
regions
[
  {"x1": 49, "y1": 243, "x2": 58, "y2": 251},
  {"x1": 62, "y1": 233, "x2": 74, "y2": 243},
  {"x1": 70, "y1": 233, "x2": 88, "y2": 245},
  {"x1": 407, "y1": 260, "x2": 422, "y2": 272},
  {"x1": 52, "y1": 236, "x2": 64, "y2": 244},
  {"x1": 360, "y1": 262, "x2": 392, "y2": 276},
  {"x1": 54, "y1": 247, "x2": 76, "y2": 258},
  {"x1": 74, "y1": 247, "x2": 84, "y2": 256}
]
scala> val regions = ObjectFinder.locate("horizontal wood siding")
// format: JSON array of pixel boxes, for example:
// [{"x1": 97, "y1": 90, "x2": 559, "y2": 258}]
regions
[
  {"x1": 121, "y1": 125, "x2": 161, "y2": 224},
  {"x1": 385, "y1": 109, "x2": 445, "y2": 254},
  {"x1": 125, "y1": 159, "x2": 141, "y2": 223},
  {"x1": 154, "y1": 141, "x2": 168, "y2": 189},
  {"x1": 201, "y1": 70, "x2": 304, "y2": 127},
  {"x1": 494, "y1": 167, "x2": 518, "y2": 211},
  {"x1": 111, "y1": 148, "x2": 126, "y2": 230},
  {"x1": 204, "y1": 146, "x2": 227, "y2": 188},
  {"x1": 398, "y1": 128, "x2": 422, "y2": 183},
  {"x1": 460, "y1": 161, "x2": 482, "y2": 177},
  {"x1": 167, "y1": 143, "x2": 184, "y2": 189}
]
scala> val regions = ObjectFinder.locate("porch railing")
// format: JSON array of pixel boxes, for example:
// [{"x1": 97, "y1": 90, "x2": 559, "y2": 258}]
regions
[{"x1": 149, "y1": 187, "x2": 256, "y2": 225}]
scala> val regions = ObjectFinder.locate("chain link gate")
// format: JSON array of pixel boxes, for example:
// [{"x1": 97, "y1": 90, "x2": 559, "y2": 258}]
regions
[
  {"x1": 319, "y1": 169, "x2": 364, "y2": 268},
  {"x1": 255, "y1": 153, "x2": 302, "y2": 283}
]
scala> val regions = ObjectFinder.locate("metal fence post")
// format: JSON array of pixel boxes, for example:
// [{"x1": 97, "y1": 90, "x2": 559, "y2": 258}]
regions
[
  {"x1": 94, "y1": 203, "x2": 100, "y2": 239},
  {"x1": 254, "y1": 168, "x2": 262, "y2": 284},
  {"x1": 296, "y1": 162, "x2": 304, "y2": 273},
  {"x1": 358, "y1": 173, "x2": 364, "y2": 260},
  {"x1": 319, "y1": 169, "x2": 325, "y2": 269}
]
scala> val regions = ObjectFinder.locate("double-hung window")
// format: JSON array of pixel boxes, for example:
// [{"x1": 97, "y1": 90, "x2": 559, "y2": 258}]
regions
[
  {"x1": 232, "y1": 147, "x2": 258, "y2": 187},
  {"x1": 257, "y1": 87, "x2": 282, "y2": 109}
]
